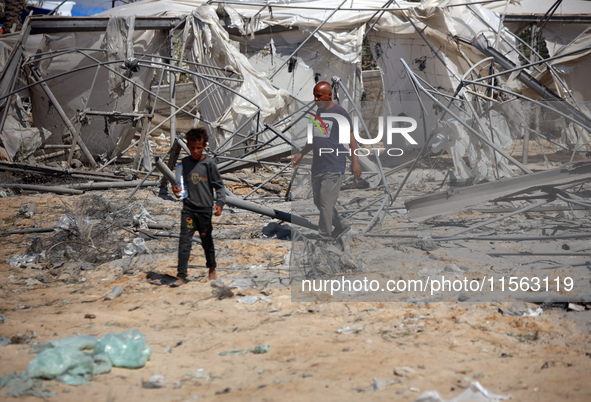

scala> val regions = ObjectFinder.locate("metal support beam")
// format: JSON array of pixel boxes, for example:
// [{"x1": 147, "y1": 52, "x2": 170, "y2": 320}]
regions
[
  {"x1": 0, "y1": 16, "x2": 30, "y2": 110},
  {"x1": 28, "y1": 66, "x2": 97, "y2": 168},
  {"x1": 471, "y1": 35, "x2": 591, "y2": 132},
  {"x1": 405, "y1": 162, "x2": 591, "y2": 221},
  {"x1": 28, "y1": 16, "x2": 184, "y2": 34}
]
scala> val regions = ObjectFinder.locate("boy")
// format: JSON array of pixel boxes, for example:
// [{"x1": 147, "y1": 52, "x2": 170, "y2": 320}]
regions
[{"x1": 171, "y1": 128, "x2": 226, "y2": 287}]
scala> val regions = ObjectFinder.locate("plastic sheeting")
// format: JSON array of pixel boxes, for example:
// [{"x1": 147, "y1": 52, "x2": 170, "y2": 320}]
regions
[
  {"x1": 25, "y1": 330, "x2": 150, "y2": 385},
  {"x1": 369, "y1": 1, "x2": 519, "y2": 151},
  {"x1": 431, "y1": 109, "x2": 515, "y2": 181},
  {"x1": 486, "y1": 0, "x2": 591, "y2": 103},
  {"x1": 1, "y1": 0, "x2": 589, "y2": 178},
  {"x1": 6, "y1": 19, "x2": 166, "y2": 158},
  {"x1": 184, "y1": 6, "x2": 290, "y2": 146}
]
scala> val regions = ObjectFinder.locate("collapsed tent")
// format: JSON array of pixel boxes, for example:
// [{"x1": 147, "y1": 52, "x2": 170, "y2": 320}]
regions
[{"x1": 0, "y1": 0, "x2": 590, "y2": 183}]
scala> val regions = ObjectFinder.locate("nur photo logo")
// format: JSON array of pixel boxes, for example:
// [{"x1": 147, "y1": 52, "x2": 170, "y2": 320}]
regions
[{"x1": 305, "y1": 112, "x2": 419, "y2": 157}]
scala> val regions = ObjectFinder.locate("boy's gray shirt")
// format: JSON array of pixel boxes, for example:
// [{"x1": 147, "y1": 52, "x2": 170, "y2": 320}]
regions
[{"x1": 181, "y1": 155, "x2": 226, "y2": 211}]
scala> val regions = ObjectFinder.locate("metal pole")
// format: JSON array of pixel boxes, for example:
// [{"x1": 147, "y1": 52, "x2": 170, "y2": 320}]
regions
[
  {"x1": 69, "y1": 180, "x2": 159, "y2": 190},
  {"x1": 366, "y1": 232, "x2": 591, "y2": 242},
  {"x1": 97, "y1": 139, "x2": 139, "y2": 172},
  {"x1": 489, "y1": 252, "x2": 591, "y2": 257},
  {"x1": 127, "y1": 165, "x2": 158, "y2": 199},
  {"x1": 169, "y1": 33, "x2": 177, "y2": 144},
  {"x1": 28, "y1": 66, "x2": 97, "y2": 168},
  {"x1": 242, "y1": 162, "x2": 291, "y2": 199},
  {"x1": 401, "y1": 59, "x2": 532, "y2": 174},
  {"x1": 463, "y1": 79, "x2": 591, "y2": 135},
  {"x1": 447, "y1": 199, "x2": 550, "y2": 238},
  {"x1": 0, "y1": 183, "x2": 83, "y2": 195},
  {"x1": 224, "y1": 189, "x2": 318, "y2": 230}
]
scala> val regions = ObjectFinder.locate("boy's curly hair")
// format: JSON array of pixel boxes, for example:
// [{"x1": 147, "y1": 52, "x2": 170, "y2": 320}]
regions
[{"x1": 185, "y1": 127, "x2": 208, "y2": 144}]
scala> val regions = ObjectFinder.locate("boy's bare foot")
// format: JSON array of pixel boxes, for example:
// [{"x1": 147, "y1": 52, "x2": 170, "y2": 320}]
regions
[
  {"x1": 170, "y1": 278, "x2": 188, "y2": 288},
  {"x1": 208, "y1": 267, "x2": 216, "y2": 281}
]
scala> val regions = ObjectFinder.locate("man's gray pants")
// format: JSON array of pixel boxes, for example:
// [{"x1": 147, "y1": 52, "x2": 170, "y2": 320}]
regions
[{"x1": 312, "y1": 171, "x2": 346, "y2": 239}]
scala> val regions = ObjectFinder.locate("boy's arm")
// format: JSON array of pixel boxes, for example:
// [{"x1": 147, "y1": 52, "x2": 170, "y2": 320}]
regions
[{"x1": 209, "y1": 160, "x2": 226, "y2": 212}]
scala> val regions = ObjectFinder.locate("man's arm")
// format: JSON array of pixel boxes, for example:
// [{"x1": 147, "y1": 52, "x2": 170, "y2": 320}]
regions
[
  {"x1": 291, "y1": 144, "x2": 313, "y2": 168},
  {"x1": 349, "y1": 131, "x2": 362, "y2": 179}
]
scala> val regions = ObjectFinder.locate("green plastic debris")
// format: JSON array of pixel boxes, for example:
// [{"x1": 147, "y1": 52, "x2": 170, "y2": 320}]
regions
[
  {"x1": 6, "y1": 330, "x2": 150, "y2": 389},
  {"x1": 219, "y1": 344, "x2": 270, "y2": 356},
  {"x1": 0, "y1": 372, "x2": 56, "y2": 398},
  {"x1": 94, "y1": 329, "x2": 151, "y2": 369},
  {"x1": 27, "y1": 348, "x2": 95, "y2": 386},
  {"x1": 251, "y1": 344, "x2": 270, "y2": 354},
  {"x1": 0, "y1": 314, "x2": 5, "y2": 323},
  {"x1": 218, "y1": 349, "x2": 247, "y2": 356},
  {"x1": 0, "y1": 336, "x2": 10, "y2": 347},
  {"x1": 25, "y1": 348, "x2": 113, "y2": 387},
  {"x1": 92, "y1": 354, "x2": 112, "y2": 375},
  {"x1": 32, "y1": 335, "x2": 98, "y2": 354}
]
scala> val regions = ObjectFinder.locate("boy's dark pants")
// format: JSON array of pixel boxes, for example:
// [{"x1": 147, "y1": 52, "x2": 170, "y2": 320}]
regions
[{"x1": 177, "y1": 207, "x2": 216, "y2": 280}]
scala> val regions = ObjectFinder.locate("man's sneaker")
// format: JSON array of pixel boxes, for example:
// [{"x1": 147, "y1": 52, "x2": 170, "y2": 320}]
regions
[{"x1": 332, "y1": 225, "x2": 352, "y2": 239}]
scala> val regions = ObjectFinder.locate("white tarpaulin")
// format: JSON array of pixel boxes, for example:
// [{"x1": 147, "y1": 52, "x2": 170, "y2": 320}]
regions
[
  {"x1": 27, "y1": 26, "x2": 165, "y2": 157},
  {"x1": 183, "y1": 6, "x2": 290, "y2": 147},
  {"x1": 0, "y1": 0, "x2": 588, "y2": 178}
]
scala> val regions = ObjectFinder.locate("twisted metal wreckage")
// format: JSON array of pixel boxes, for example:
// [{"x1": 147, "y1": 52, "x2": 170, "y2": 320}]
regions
[{"x1": 0, "y1": 0, "x2": 590, "y2": 240}]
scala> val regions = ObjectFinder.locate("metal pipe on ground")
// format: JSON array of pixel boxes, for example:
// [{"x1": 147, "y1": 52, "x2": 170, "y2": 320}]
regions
[
  {"x1": 364, "y1": 232, "x2": 591, "y2": 242},
  {"x1": 488, "y1": 252, "x2": 591, "y2": 257},
  {"x1": 223, "y1": 188, "x2": 318, "y2": 230},
  {"x1": 1, "y1": 227, "x2": 56, "y2": 236},
  {"x1": 0, "y1": 183, "x2": 83, "y2": 195},
  {"x1": 69, "y1": 180, "x2": 159, "y2": 190}
]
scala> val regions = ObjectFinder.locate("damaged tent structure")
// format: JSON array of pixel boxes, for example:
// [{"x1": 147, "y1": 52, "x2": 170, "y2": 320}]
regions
[{"x1": 0, "y1": 0, "x2": 590, "y2": 233}]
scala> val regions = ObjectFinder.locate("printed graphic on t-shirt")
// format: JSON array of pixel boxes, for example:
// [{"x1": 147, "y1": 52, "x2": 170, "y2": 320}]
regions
[
  {"x1": 312, "y1": 120, "x2": 332, "y2": 138},
  {"x1": 190, "y1": 173, "x2": 208, "y2": 183}
]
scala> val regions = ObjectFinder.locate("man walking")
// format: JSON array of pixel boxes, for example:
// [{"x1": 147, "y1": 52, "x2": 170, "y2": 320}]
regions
[{"x1": 292, "y1": 81, "x2": 362, "y2": 242}]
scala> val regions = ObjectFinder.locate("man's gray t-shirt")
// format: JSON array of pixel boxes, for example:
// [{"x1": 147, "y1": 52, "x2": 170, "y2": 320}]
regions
[{"x1": 311, "y1": 104, "x2": 352, "y2": 175}]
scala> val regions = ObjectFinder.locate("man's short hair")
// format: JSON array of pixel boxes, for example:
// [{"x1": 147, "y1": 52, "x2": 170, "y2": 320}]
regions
[{"x1": 186, "y1": 127, "x2": 208, "y2": 144}]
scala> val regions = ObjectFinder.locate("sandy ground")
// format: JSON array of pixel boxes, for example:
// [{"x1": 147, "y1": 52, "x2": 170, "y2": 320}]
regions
[{"x1": 1, "y1": 165, "x2": 591, "y2": 401}]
